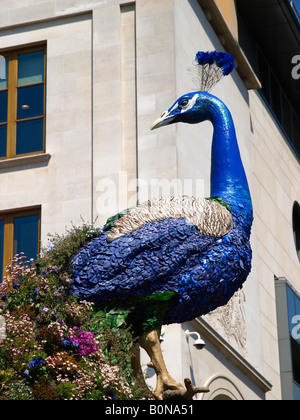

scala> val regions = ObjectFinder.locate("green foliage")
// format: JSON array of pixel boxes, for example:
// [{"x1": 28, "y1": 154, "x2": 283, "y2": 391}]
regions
[
  {"x1": 0, "y1": 223, "x2": 152, "y2": 400},
  {"x1": 42, "y1": 221, "x2": 103, "y2": 274},
  {"x1": 94, "y1": 291, "x2": 178, "y2": 338},
  {"x1": 2, "y1": 381, "x2": 34, "y2": 400}
]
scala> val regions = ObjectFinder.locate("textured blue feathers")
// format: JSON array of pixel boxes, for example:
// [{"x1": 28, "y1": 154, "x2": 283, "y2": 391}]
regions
[{"x1": 195, "y1": 51, "x2": 236, "y2": 76}]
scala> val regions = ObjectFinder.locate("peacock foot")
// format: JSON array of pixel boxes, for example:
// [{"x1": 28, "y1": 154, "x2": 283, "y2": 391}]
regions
[
  {"x1": 138, "y1": 329, "x2": 209, "y2": 400},
  {"x1": 162, "y1": 378, "x2": 210, "y2": 400},
  {"x1": 147, "y1": 359, "x2": 185, "y2": 400}
]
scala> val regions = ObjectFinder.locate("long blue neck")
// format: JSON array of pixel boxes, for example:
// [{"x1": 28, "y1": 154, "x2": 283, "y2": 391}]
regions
[{"x1": 207, "y1": 95, "x2": 253, "y2": 232}]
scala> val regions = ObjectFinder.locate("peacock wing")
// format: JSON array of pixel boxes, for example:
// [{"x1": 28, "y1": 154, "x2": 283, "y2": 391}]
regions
[
  {"x1": 105, "y1": 196, "x2": 233, "y2": 241},
  {"x1": 70, "y1": 216, "x2": 218, "y2": 304}
]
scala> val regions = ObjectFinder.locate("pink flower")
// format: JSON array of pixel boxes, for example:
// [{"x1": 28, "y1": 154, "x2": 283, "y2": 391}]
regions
[{"x1": 69, "y1": 328, "x2": 99, "y2": 356}]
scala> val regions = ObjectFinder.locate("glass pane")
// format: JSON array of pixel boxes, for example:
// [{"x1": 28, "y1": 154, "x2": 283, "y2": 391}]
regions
[
  {"x1": 296, "y1": 296, "x2": 300, "y2": 344},
  {"x1": 291, "y1": 0, "x2": 300, "y2": 23},
  {"x1": 287, "y1": 285, "x2": 297, "y2": 333},
  {"x1": 17, "y1": 85, "x2": 44, "y2": 120},
  {"x1": 0, "y1": 220, "x2": 4, "y2": 282},
  {"x1": 16, "y1": 118, "x2": 44, "y2": 155},
  {"x1": 270, "y1": 72, "x2": 282, "y2": 123},
  {"x1": 13, "y1": 214, "x2": 39, "y2": 261},
  {"x1": 0, "y1": 56, "x2": 8, "y2": 90},
  {"x1": 293, "y1": 111, "x2": 300, "y2": 154},
  {"x1": 0, "y1": 90, "x2": 8, "y2": 123},
  {"x1": 0, "y1": 125, "x2": 7, "y2": 157},
  {"x1": 18, "y1": 50, "x2": 44, "y2": 86},
  {"x1": 258, "y1": 51, "x2": 270, "y2": 103},
  {"x1": 282, "y1": 94, "x2": 292, "y2": 139}
]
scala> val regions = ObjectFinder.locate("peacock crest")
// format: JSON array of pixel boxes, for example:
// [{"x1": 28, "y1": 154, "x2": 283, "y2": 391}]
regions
[{"x1": 188, "y1": 51, "x2": 236, "y2": 92}]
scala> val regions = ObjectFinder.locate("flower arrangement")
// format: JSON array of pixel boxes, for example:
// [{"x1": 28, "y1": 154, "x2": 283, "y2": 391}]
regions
[{"x1": 0, "y1": 223, "x2": 152, "y2": 400}]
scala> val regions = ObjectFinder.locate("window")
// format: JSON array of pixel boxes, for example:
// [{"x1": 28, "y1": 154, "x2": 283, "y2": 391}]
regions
[
  {"x1": 275, "y1": 278, "x2": 300, "y2": 400},
  {"x1": 257, "y1": 49, "x2": 300, "y2": 159},
  {"x1": 0, "y1": 208, "x2": 40, "y2": 281},
  {"x1": 0, "y1": 46, "x2": 46, "y2": 159},
  {"x1": 291, "y1": 337, "x2": 300, "y2": 386},
  {"x1": 293, "y1": 202, "x2": 300, "y2": 263},
  {"x1": 290, "y1": 1, "x2": 300, "y2": 23}
]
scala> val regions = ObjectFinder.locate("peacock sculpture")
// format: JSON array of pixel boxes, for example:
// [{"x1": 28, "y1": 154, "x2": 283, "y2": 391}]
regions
[{"x1": 70, "y1": 51, "x2": 253, "y2": 400}]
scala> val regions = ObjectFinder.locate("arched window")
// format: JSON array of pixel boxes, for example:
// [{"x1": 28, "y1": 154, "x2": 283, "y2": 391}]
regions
[
  {"x1": 213, "y1": 394, "x2": 233, "y2": 400},
  {"x1": 292, "y1": 202, "x2": 300, "y2": 263},
  {"x1": 200, "y1": 375, "x2": 244, "y2": 400}
]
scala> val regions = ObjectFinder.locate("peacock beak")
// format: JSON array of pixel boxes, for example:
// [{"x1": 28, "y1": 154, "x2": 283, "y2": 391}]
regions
[{"x1": 151, "y1": 111, "x2": 175, "y2": 130}]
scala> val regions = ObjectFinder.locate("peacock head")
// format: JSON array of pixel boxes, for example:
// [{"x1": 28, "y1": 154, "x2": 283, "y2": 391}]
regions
[
  {"x1": 151, "y1": 91, "x2": 213, "y2": 130},
  {"x1": 151, "y1": 51, "x2": 236, "y2": 131}
]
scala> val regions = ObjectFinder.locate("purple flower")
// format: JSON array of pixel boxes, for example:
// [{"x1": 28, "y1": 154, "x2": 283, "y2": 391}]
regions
[
  {"x1": 28, "y1": 357, "x2": 44, "y2": 369},
  {"x1": 69, "y1": 328, "x2": 99, "y2": 356},
  {"x1": 62, "y1": 339, "x2": 72, "y2": 347},
  {"x1": 62, "y1": 339, "x2": 79, "y2": 349},
  {"x1": 106, "y1": 391, "x2": 115, "y2": 400}
]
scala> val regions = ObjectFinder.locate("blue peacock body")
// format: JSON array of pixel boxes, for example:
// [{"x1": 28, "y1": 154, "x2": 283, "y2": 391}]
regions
[{"x1": 70, "y1": 52, "x2": 253, "y2": 334}]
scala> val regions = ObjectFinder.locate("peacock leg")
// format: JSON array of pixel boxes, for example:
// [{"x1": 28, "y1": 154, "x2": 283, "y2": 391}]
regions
[
  {"x1": 139, "y1": 329, "x2": 185, "y2": 400},
  {"x1": 131, "y1": 342, "x2": 145, "y2": 382}
]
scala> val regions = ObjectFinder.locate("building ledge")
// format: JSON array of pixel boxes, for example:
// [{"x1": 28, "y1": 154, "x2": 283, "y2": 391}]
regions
[
  {"x1": 197, "y1": 0, "x2": 262, "y2": 90},
  {"x1": 192, "y1": 317, "x2": 273, "y2": 394},
  {"x1": 0, "y1": 153, "x2": 51, "y2": 171}
]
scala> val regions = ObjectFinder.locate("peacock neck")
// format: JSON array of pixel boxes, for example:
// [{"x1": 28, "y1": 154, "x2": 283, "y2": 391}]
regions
[{"x1": 206, "y1": 95, "x2": 253, "y2": 231}]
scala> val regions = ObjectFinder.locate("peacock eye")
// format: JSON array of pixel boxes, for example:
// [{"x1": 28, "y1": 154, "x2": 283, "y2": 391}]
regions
[{"x1": 180, "y1": 99, "x2": 189, "y2": 107}]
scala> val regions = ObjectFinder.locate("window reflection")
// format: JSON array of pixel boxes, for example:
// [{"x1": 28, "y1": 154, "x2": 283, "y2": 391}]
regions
[
  {"x1": 0, "y1": 125, "x2": 7, "y2": 157},
  {"x1": 0, "y1": 56, "x2": 8, "y2": 90},
  {"x1": 0, "y1": 90, "x2": 8, "y2": 124},
  {"x1": 16, "y1": 119, "x2": 44, "y2": 155},
  {"x1": 18, "y1": 51, "x2": 44, "y2": 86},
  {"x1": 290, "y1": 0, "x2": 300, "y2": 22},
  {"x1": 13, "y1": 214, "x2": 39, "y2": 260},
  {"x1": 17, "y1": 84, "x2": 44, "y2": 120}
]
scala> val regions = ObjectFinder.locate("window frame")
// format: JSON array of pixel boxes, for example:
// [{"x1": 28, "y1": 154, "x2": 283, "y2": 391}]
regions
[
  {"x1": 0, "y1": 207, "x2": 41, "y2": 279},
  {"x1": 293, "y1": 201, "x2": 300, "y2": 263},
  {"x1": 257, "y1": 47, "x2": 300, "y2": 159},
  {"x1": 275, "y1": 277, "x2": 300, "y2": 400},
  {"x1": 0, "y1": 44, "x2": 46, "y2": 160}
]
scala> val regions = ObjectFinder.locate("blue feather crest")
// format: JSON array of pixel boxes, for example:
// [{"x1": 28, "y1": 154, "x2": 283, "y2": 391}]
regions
[
  {"x1": 189, "y1": 51, "x2": 236, "y2": 92},
  {"x1": 195, "y1": 51, "x2": 236, "y2": 76}
]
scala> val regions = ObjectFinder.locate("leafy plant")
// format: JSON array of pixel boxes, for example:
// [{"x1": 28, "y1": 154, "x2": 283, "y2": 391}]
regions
[{"x1": 0, "y1": 222, "x2": 152, "y2": 400}]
